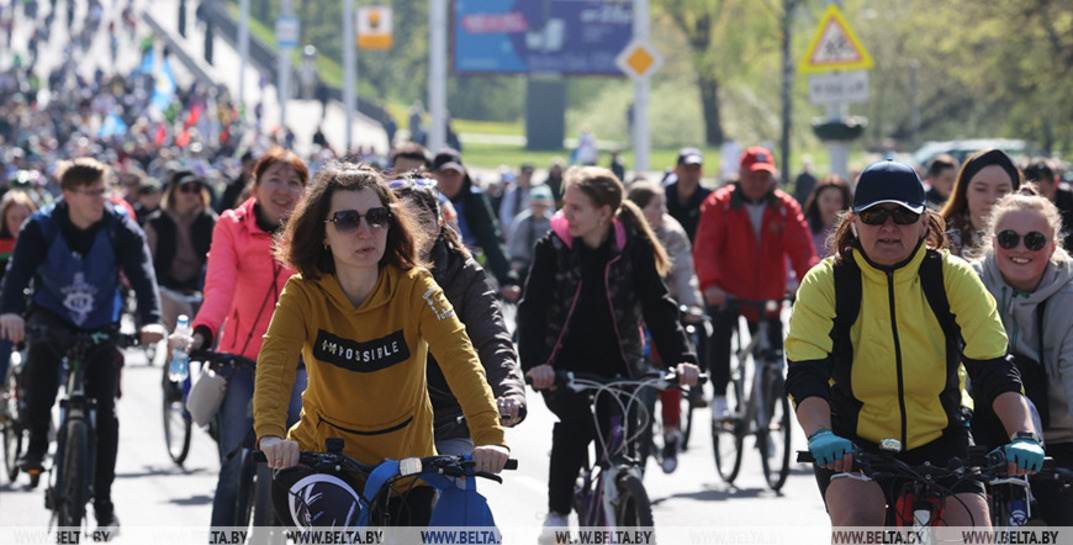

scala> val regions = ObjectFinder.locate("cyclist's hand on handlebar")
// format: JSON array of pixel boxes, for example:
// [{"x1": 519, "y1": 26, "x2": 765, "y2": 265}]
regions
[
  {"x1": 139, "y1": 323, "x2": 166, "y2": 345},
  {"x1": 0, "y1": 313, "x2": 25, "y2": 344},
  {"x1": 675, "y1": 363, "x2": 700, "y2": 386},
  {"x1": 1003, "y1": 435, "x2": 1045, "y2": 476},
  {"x1": 499, "y1": 284, "x2": 521, "y2": 302},
  {"x1": 472, "y1": 444, "x2": 510, "y2": 474},
  {"x1": 168, "y1": 330, "x2": 203, "y2": 354},
  {"x1": 526, "y1": 365, "x2": 556, "y2": 391},
  {"x1": 703, "y1": 287, "x2": 727, "y2": 307},
  {"x1": 497, "y1": 396, "x2": 523, "y2": 427},
  {"x1": 682, "y1": 307, "x2": 705, "y2": 324},
  {"x1": 808, "y1": 429, "x2": 855, "y2": 471},
  {"x1": 259, "y1": 436, "x2": 300, "y2": 469}
]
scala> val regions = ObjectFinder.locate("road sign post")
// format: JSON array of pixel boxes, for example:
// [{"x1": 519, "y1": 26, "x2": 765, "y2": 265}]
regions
[
  {"x1": 799, "y1": 3, "x2": 872, "y2": 179},
  {"x1": 617, "y1": 0, "x2": 661, "y2": 174},
  {"x1": 276, "y1": 7, "x2": 299, "y2": 129}
]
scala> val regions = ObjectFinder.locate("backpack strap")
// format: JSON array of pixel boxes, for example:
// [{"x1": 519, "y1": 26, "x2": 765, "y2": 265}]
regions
[
  {"x1": 918, "y1": 249, "x2": 959, "y2": 342},
  {"x1": 830, "y1": 253, "x2": 862, "y2": 386}
]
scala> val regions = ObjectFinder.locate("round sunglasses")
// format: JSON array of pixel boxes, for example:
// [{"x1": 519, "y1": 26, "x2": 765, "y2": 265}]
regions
[
  {"x1": 997, "y1": 229, "x2": 1048, "y2": 251},
  {"x1": 858, "y1": 206, "x2": 921, "y2": 226},
  {"x1": 325, "y1": 207, "x2": 393, "y2": 232}
]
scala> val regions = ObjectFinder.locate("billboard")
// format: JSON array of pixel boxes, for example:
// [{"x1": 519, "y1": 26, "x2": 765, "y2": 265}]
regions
[{"x1": 453, "y1": 0, "x2": 634, "y2": 75}]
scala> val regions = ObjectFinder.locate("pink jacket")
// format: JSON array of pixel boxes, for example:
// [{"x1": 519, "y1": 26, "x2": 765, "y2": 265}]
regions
[{"x1": 193, "y1": 198, "x2": 294, "y2": 360}]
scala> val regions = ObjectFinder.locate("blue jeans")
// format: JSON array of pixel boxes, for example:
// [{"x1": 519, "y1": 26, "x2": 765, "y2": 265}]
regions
[{"x1": 209, "y1": 363, "x2": 306, "y2": 527}]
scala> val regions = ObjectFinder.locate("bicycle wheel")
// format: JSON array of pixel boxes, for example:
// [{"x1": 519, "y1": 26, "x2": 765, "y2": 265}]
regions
[
  {"x1": 614, "y1": 473, "x2": 654, "y2": 527},
  {"x1": 712, "y1": 333, "x2": 745, "y2": 484},
  {"x1": 680, "y1": 390, "x2": 695, "y2": 451},
  {"x1": 758, "y1": 368, "x2": 792, "y2": 491},
  {"x1": 161, "y1": 372, "x2": 192, "y2": 466},
  {"x1": 3, "y1": 372, "x2": 23, "y2": 483},
  {"x1": 234, "y1": 450, "x2": 258, "y2": 528},
  {"x1": 58, "y1": 419, "x2": 90, "y2": 528}
]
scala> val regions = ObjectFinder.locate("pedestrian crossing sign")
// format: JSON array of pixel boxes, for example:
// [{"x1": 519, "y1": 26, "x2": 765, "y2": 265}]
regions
[{"x1": 799, "y1": 4, "x2": 873, "y2": 74}]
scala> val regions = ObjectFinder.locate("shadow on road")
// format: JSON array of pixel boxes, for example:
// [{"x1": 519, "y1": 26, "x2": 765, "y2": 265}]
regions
[
  {"x1": 651, "y1": 484, "x2": 768, "y2": 505},
  {"x1": 169, "y1": 494, "x2": 214, "y2": 506},
  {"x1": 115, "y1": 465, "x2": 209, "y2": 479}
]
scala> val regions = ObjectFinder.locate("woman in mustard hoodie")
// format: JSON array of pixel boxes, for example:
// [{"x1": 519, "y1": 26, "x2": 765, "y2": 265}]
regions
[{"x1": 254, "y1": 163, "x2": 508, "y2": 525}]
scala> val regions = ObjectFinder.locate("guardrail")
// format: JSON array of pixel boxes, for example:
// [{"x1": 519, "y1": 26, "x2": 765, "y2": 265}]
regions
[{"x1": 141, "y1": 11, "x2": 217, "y2": 88}]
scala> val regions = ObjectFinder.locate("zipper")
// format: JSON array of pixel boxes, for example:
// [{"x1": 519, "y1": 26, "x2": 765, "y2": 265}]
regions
[
  {"x1": 885, "y1": 270, "x2": 909, "y2": 448},
  {"x1": 603, "y1": 254, "x2": 629, "y2": 372}
]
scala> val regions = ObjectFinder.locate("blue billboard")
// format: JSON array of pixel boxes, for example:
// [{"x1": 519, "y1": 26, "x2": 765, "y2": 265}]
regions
[{"x1": 453, "y1": 0, "x2": 634, "y2": 75}]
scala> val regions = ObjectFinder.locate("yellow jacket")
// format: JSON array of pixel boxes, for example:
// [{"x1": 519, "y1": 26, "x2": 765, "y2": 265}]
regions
[
  {"x1": 253, "y1": 265, "x2": 505, "y2": 465},
  {"x1": 785, "y1": 243, "x2": 1021, "y2": 450}
]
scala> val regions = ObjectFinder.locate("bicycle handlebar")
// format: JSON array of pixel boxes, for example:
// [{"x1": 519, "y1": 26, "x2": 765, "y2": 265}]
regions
[
  {"x1": 795, "y1": 449, "x2": 1061, "y2": 481},
  {"x1": 251, "y1": 450, "x2": 518, "y2": 483},
  {"x1": 189, "y1": 349, "x2": 256, "y2": 368},
  {"x1": 525, "y1": 369, "x2": 709, "y2": 392}
]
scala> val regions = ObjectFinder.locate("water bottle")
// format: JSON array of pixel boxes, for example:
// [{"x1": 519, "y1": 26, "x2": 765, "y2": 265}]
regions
[
  {"x1": 168, "y1": 314, "x2": 191, "y2": 382},
  {"x1": 1008, "y1": 497, "x2": 1029, "y2": 526}
]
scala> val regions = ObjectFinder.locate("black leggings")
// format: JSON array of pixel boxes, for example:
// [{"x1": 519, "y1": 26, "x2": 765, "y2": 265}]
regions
[
  {"x1": 542, "y1": 387, "x2": 643, "y2": 515},
  {"x1": 23, "y1": 310, "x2": 122, "y2": 508},
  {"x1": 271, "y1": 465, "x2": 436, "y2": 527}
]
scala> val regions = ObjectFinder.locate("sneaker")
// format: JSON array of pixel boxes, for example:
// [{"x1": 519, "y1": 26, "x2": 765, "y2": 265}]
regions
[
  {"x1": 711, "y1": 395, "x2": 730, "y2": 421},
  {"x1": 660, "y1": 429, "x2": 682, "y2": 474},
  {"x1": 538, "y1": 512, "x2": 569, "y2": 544},
  {"x1": 688, "y1": 386, "x2": 708, "y2": 408}
]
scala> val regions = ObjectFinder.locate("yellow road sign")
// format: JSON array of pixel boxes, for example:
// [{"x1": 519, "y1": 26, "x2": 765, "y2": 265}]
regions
[
  {"x1": 616, "y1": 40, "x2": 663, "y2": 80},
  {"x1": 799, "y1": 4, "x2": 873, "y2": 74},
  {"x1": 358, "y1": 6, "x2": 393, "y2": 50}
]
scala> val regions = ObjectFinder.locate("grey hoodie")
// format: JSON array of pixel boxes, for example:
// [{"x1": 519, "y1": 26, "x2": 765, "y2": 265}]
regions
[{"x1": 976, "y1": 256, "x2": 1073, "y2": 444}]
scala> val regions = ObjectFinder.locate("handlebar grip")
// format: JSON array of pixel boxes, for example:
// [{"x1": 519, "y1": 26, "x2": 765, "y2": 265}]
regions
[
  {"x1": 251, "y1": 450, "x2": 267, "y2": 463},
  {"x1": 504, "y1": 459, "x2": 518, "y2": 471},
  {"x1": 796, "y1": 451, "x2": 815, "y2": 463}
]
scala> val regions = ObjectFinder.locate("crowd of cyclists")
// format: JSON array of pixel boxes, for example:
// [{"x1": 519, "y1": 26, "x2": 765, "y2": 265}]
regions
[{"x1": 0, "y1": 0, "x2": 1071, "y2": 541}]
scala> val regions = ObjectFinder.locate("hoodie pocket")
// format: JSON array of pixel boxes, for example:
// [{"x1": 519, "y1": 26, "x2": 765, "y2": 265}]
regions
[{"x1": 315, "y1": 409, "x2": 414, "y2": 437}]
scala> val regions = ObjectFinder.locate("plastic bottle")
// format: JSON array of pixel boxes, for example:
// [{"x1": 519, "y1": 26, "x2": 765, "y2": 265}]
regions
[{"x1": 168, "y1": 314, "x2": 192, "y2": 382}]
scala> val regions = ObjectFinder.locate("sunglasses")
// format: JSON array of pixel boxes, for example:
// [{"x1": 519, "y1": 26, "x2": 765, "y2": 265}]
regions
[
  {"x1": 179, "y1": 182, "x2": 203, "y2": 194},
  {"x1": 997, "y1": 229, "x2": 1048, "y2": 251},
  {"x1": 858, "y1": 206, "x2": 921, "y2": 226},
  {"x1": 387, "y1": 178, "x2": 438, "y2": 190},
  {"x1": 325, "y1": 207, "x2": 392, "y2": 232}
]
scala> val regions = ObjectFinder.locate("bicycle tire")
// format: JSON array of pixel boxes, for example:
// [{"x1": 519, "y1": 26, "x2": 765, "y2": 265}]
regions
[
  {"x1": 252, "y1": 462, "x2": 275, "y2": 526},
  {"x1": 712, "y1": 337, "x2": 745, "y2": 484},
  {"x1": 680, "y1": 390, "x2": 695, "y2": 451},
  {"x1": 161, "y1": 373, "x2": 192, "y2": 466},
  {"x1": 234, "y1": 450, "x2": 258, "y2": 528},
  {"x1": 758, "y1": 369, "x2": 792, "y2": 492},
  {"x1": 614, "y1": 473, "x2": 654, "y2": 527},
  {"x1": 57, "y1": 419, "x2": 90, "y2": 528},
  {"x1": 2, "y1": 420, "x2": 21, "y2": 483}
]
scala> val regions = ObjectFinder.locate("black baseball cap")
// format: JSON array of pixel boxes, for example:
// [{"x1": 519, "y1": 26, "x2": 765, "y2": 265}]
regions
[
  {"x1": 852, "y1": 160, "x2": 926, "y2": 214},
  {"x1": 676, "y1": 147, "x2": 703, "y2": 166}
]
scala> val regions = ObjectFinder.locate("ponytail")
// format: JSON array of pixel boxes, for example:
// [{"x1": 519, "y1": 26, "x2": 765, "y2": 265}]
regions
[{"x1": 618, "y1": 199, "x2": 670, "y2": 277}]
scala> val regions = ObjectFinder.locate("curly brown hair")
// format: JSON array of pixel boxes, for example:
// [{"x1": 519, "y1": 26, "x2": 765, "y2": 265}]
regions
[{"x1": 275, "y1": 163, "x2": 427, "y2": 279}]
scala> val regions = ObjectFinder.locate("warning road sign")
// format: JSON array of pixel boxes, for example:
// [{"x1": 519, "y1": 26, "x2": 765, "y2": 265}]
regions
[
  {"x1": 799, "y1": 4, "x2": 873, "y2": 74},
  {"x1": 358, "y1": 6, "x2": 393, "y2": 50}
]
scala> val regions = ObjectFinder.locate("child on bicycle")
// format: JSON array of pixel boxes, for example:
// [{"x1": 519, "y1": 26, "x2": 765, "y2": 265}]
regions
[
  {"x1": 517, "y1": 166, "x2": 700, "y2": 532},
  {"x1": 254, "y1": 163, "x2": 509, "y2": 526}
]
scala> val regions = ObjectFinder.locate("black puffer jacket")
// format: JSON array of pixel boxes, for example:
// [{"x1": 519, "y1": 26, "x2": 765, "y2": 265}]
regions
[{"x1": 427, "y1": 235, "x2": 527, "y2": 441}]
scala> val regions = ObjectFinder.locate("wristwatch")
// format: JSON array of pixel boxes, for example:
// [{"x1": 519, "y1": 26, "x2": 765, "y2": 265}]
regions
[{"x1": 1011, "y1": 431, "x2": 1042, "y2": 444}]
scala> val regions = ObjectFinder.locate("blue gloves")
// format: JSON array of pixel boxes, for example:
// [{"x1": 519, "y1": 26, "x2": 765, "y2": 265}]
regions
[
  {"x1": 808, "y1": 429, "x2": 854, "y2": 466},
  {"x1": 1003, "y1": 435, "x2": 1045, "y2": 473}
]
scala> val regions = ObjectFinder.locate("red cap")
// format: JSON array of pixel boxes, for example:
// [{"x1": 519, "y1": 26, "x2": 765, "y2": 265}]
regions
[{"x1": 740, "y1": 146, "x2": 777, "y2": 174}]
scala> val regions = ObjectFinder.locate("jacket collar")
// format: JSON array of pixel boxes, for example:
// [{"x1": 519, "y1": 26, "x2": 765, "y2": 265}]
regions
[
  {"x1": 549, "y1": 210, "x2": 626, "y2": 251},
  {"x1": 728, "y1": 183, "x2": 778, "y2": 209},
  {"x1": 852, "y1": 238, "x2": 928, "y2": 284}
]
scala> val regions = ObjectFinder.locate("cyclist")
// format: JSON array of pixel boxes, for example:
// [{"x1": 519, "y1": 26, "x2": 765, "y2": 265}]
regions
[
  {"x1": 663, "y1": 147, "x2": 710, "y2": 241},
  {"x1": 0, "y1": 190, "x2": 36, "y2": 418},
  {"x1": 143, "y1": 170, "x2": 216, "y2": 331},
  {"x1": 430, "y1": 149, "x2": 519, "y2": 301},
  {"x1": 802, "y1": 175, "x2": 852, "y2": 259},
  {"x1": 785, "y1": 160, "x2": 1045, "y2": 527},
  {"x1": 0, "y1": 158, "x2": 165, "y2": 532},
  {"x1": 693, "y1": 146, "x2": 817, "y2": 418},
  {"x1": 390, "y1": 176, "x2": 526, "y2": 455},
  {"x1": 627, "y1": 180, "x2": 705, "y2": 473},
  {"x1": 254, "y1": 163, "x2": 509, "y2": 526},
  {"x1": 973, "y1": 187, "x2": 1073, "y2": 524},
  {"x1": 179, "y1": 148, "x2": 310, "y2": 527},
  {"x1": 518, "y1": 166, "x2": 700, "y2": 531},
  {"x1": 940, "y1": 148, "x2": 1021, "y2": 257}
]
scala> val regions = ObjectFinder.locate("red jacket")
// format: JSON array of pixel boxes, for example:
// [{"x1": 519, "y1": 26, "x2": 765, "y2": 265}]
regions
[
  {"x1": 193, "y1": 198, "x2": 294, "y2": 360},
  {"x1": 693, "y1": 184, "x2": 817, "y2": 301}
]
